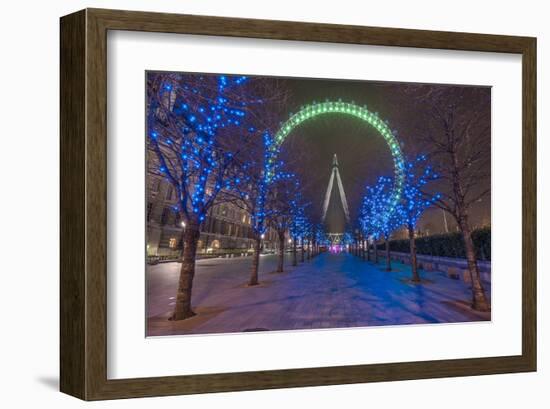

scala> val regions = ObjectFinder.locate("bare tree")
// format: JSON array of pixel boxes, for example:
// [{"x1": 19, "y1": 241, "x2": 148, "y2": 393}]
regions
[
  {"x1": 417, "y1": 86, "x2": 491, "y2": 311},
  {"x1": 225, "y1": 132, "x2": 287, "y2": 286},
  {"x1": 223, "y1": 82, "x2": 290, "y2": 286},
  {"x1": 267, "y1": 176, "x2": 302, "y2": 273}
]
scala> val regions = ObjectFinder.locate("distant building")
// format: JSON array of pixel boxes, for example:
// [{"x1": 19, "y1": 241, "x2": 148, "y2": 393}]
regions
[{"x1": 146, "y1": 175, "x2": 278, "y2": 258}]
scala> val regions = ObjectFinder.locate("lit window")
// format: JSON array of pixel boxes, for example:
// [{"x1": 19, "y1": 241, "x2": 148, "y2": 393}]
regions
[{"x1": 169, "y1": 238, "x2": 177, "y2": 248}]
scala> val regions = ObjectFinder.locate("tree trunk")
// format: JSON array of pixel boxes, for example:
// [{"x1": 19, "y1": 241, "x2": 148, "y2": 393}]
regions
[
  {"x1": 277, "y1": 231, "x2": 285, "y2": 273},
  {"x1": 460, "y1": 216, "x2": 490, "y2": 311},
  {"x1": 385, "y1": 236, "x2": 391, "y2": 271},
  {"x1": 171, "y1": 223, "x2": 200, "y2": 320},
  {"x1": 366, "y1": 238, "x2": 370, "y2": 261},
  {"x1": 362, "y1": 239, "x2": 366, "y2": 261},
  {"x1": 448, "y1": 144, "x2": 490, "y2": 311},
  {"x1": 374, "y1": 239, "x2": 379, "y2": 264},
  {"x1": 292, "y1": 237, "x2": 297, "y2": 266},
  {"x1": 249, "y1": 236, "x2": 261, "y2": 286},
  {"x1": 301, "y1": 239, "x2": 305, "y2": 262},
  {"x1": 409, "y1": 225, "x2": 420, "y2": 282}
]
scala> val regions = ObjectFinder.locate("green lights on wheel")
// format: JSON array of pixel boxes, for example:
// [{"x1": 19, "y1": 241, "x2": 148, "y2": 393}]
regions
[{"x1": 274, "y1": 101, "x2": 405, "y2": 211}]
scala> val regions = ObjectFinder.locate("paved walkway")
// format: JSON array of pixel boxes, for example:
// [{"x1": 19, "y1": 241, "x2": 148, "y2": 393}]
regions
[{"x1": 147, "y1": 252, "x2": 490, "y2": 336}]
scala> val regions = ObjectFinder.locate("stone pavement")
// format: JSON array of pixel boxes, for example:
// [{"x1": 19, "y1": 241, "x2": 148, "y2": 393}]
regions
[{"x1": 147, "y1": 252, "x2": 490, "y2": 336}]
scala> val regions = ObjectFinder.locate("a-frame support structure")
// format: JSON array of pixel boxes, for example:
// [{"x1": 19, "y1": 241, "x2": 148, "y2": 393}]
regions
[{"x1": 321, "y1": 154, "x2": 350, "y2": 223}]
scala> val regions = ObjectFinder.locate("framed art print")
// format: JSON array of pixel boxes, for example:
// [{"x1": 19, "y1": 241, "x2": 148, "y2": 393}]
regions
[{"x1": 60, "y1": 8, "x2": 536, "y2": 400}]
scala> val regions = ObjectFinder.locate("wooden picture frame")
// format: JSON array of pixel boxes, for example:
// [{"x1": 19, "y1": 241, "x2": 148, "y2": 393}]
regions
[{"x1": 60, "y1": 8, "x2": 536, "y2": 400}]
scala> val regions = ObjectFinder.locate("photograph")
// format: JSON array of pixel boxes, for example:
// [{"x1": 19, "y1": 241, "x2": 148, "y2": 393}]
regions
[
  {"x1": 0, "y1": 0, "x2": 542, "y2": 405},
  {"x1": 0, "y1": 0, "x2": 540, "y2": 403},
  {"x1": 145, "y1": 71, "x2": 492, "y2": 336}
]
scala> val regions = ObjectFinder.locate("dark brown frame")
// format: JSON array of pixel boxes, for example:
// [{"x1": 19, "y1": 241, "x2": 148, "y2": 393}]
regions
[{"x1": 60, "y1": 8, "x2": 537, "y2": 400}]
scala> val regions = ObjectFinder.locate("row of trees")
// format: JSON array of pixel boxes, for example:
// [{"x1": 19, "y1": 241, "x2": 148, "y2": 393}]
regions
[
  {"x1": 356, "y1": 151, "x2": 490, "y2": 311},
  {"x1": 349, "y1": 85, "x2": 491, "y2": 313},
  {"x1": 147, "y1": 72, "x2": 318, "y2": 320},
  {"x1": 358, "y1": 155, "x2": 439, "y2": 279}
]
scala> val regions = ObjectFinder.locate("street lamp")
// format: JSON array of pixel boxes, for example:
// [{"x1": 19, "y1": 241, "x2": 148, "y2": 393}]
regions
[{"x1": 260, "y1": 233, "x2": 266, "y2": 253}]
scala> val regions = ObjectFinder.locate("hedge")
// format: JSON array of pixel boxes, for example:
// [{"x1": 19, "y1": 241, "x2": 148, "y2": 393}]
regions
[{"x1": 376, "y1": 227, "x2": 491, "y2": 261}]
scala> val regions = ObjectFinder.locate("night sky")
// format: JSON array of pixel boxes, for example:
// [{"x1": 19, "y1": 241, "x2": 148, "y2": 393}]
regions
[
  {"x1": 274, "y1": 75, "x2": 491, "y2": 234},
  {"x1": 174, "y1": 71, "x2": 491, "y2": 235},
  {"x1": 278, "y1": 77, "x2": 394, "y2": 230}
]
